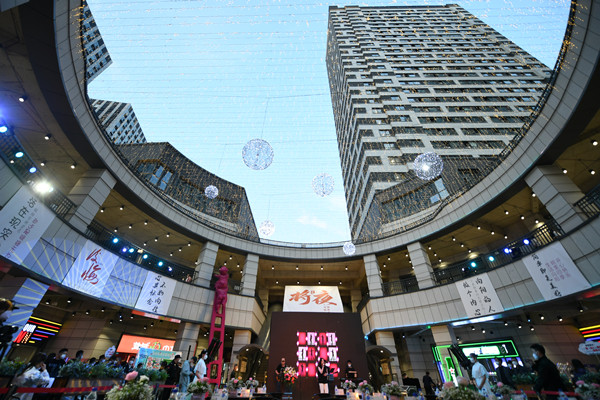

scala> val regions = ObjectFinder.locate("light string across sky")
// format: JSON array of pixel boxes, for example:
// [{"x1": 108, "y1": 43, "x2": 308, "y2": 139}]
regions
[{"x1": 87, "y1": 0, "x2": 570, "y2": 244}]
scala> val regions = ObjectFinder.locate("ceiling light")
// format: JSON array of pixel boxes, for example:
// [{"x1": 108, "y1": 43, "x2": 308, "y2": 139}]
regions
[
  {"x1": 471, "y1": 326, "x2": 475, "y2": 331},
  {"x1": 295, "y1": 265, "x2": 299, "y2": 270},
  {"x1": 128, "y1": 224, "x2": 132, "y2": 229},
  {"x1": 504, "y1": 235, "x2": 508, "y2": 239},
  {"x1": 154, "y1": 237, "x2": 158, "y2": 241},
  {"x1": 169, "y1": 252, "x2": 173, "y2": 256},
  {"x1": 345, "y1": 266, "x2": 348, "y2": 270},
  {"x1": 579, "y1": 304, "x2": 584, "y2": 313},
  {"x1": 539, "y1": 314, "x2": 544, "y2": 320},
  {"x1": 532, "y1": 193, "x2": 536, "y2": 197},
  {"x1": 590, "y1": 169, "x2": 596, "y2": 175},
  {"x1": 520, "y1": 215, "x2": 525, "y2": 220},
  {"x1": 477, "y1": 226, "x2": 481, "y2": 230},
  {"x1": 100, "y1": 207, "x2": 105, "y2": 213},
  {"x1": 504, "y1": 321, "x2": 508, "y2": 326},
  {"x1": 119, "y1": 205, "x2": 124, "y2": 210},
  {"x1": 339, "y1": 281, "x2": 342, "y2": 285},
  {"x1": 460, "y1": 243, "x2": 464, "y2": 247},
  {"x1": 297, "y1": 281, "x2": 299, "y2": 284},
  {"x1": 271, "y1": 265, "x2": 274, "y2": 270},
  {"x1": 318, "y1": 281, "x2": 321, "y2": 284},
  {"x1": 468, "y1": 249, "x2": 472, "y2": 253},
  {"x1": 523, "y1": 239, "x2": 530, "y2": 245},
  {"x1": 320, "y1": 265, "x2": 324, "y2": 270},
  {"x1": 143, "y1": 325, "x2": 147, "y2": 330},
  {"x1": 143, "y1": 242, "x2": 147, "y2": 246},
  {"x1": 70, "y1": 162, "x2": 77, "y2": 169},
  {"x1": 178, "y1": 247, "x2": 182, "y2": 252},
  {"x1": 113, "y1": 227, "x2": 118, "y2": 232},
  {"x1": 558, "y1": 316, "x2": 563, "y2": 322},
  {"x1": 85, "y1": 310, "x2": 90, "y2": 315},
  {"x1": 490, "y1": 231, "x2": 495, "y2": 235},
  {"x1": 40, "y1": 160, "x2": 46, "y2": 166},
  {"x1": 187, "y1": 242, "x2": 191, "y2": 246},
  {"x1": 592, "y1": 139, "x2": 598, "y2": 146},
  {"x1": 383, "y1": 264, "x2": 386, "y2": 268},
  {"x1": 18, "y1": 95, "x2": 27, "y2": 102},
  {"x1": 481, "y1": 328, "x2": 485, "y2": 333},
  {"x1": 530, "y1": 326, "x2": 535, "y2": 331},
  {"x1": 144, "y1": 220, "x2": 148, "y2": 225},
  {"x1": 517, "y1": 323, "x2": 522, "y2": 329},
  {"x1": 428, "y1": 245, "x2": 432, "y2": 250},
  {"x1": 44, "y1": 133, "x2": 51, "y2": 140},
  {"x1": 526, "y1": 315, "x2": 531, "y2": 322},
  {"x1": 452, "y1": 236, "x2": 456, "y2": 241},
  {"x1": 562, "y1": 169, "x2": 567, "y2": 174},
  {"x1": 504, "y1": 210, "x2": 509, "y2": 215},
  {"x1": 535, "y1": 219, "x2": 539, "y2": 224},
  {"x1": 275, "y1": 281, "x2": 279, "y2": 284},
  {"x1": 387, "y1": 256, "x2": 391, "y2": 260}
]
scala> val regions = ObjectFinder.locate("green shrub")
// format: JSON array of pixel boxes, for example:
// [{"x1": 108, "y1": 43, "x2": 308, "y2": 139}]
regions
[
  {"x1": 0, "y1": 360, "x2": 25, "y2": 376},
  {"x1": 136, "y1": 368, "x2": 167, "y2": 382}
]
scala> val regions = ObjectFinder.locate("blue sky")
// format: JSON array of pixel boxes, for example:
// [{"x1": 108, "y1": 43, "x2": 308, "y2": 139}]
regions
[{"x1": 87, "y1": 0, "x2": 570, "y2": 244}]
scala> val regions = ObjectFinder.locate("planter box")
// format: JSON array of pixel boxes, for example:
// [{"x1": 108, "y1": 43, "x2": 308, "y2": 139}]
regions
[
  {"x1": 0, "y1": 375, "x2": 13, "y2": 388},
  {"x1": 53, "y1": 377, "x2": 121, "y2": 389}
]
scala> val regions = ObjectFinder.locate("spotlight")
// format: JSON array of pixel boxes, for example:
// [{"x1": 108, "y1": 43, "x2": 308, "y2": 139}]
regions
[
  {"x1": 178, "y1": 247, "x2": 182, "y2": 252},
  {"x1": 297, "y1": 281, "x2": 300, "y2": 284},
  {"x1": 121, "y1": 247, "x2": 128, "y2": 253},
  {"x1": 428, "y1": 245, "x2": 432, "y2": 250},
  {"x1": 154, "y1": 237, "x2": 158, "y2": 241},
  {"x1": 562, "y1": 169, "x2": 567, "y2": 174},
  {"x1": 318, "y1": 281, "x2": 321, "y2": 284},
  {"x1": 387, "y1": 256, "x2": 391, "y2": 260},
  {"x1": 0, "y1": 124, "x2": 8, "y2": 134},
  {"x1": 166, "y1": 232, "x2": 170, "y2": 237},
  {"x1": 144, "y1": 220, "x2": 148, "y2": 225},
  {"x1": 67, "y1": 298, "x2": 72, "y2": 304},
  {"x1": 471, "y1": 326, "x2": 475, "y2": 331},
  {"x1": 503, "y1": 247, "x2": 511, "y2": 254},
  {"x1": 517, "y1": 323, "x2": 522, "y2": 329},
  {"x1": 142, "y1": 254, "x2": 148, "y2": 259},
  {"x1": 477, "y1": 226, "x2": 481, "y2": 230},
  {"x1": 72, "y1": 312, "x2": 76, "y2": 317},
  {"x1": 187, "y1": 242, "x2": 191, "y2": 246},
  {"x1": 558, "y1": 316, "x2": 563, "y2": 322},
  {"x1": 488, "y1": 256, "x2": 495, "y2": 262},
  {"x1": 295, "y1": 266, "x2": 299, "y2": 270},
  {"x1": 109, "y1": 320, "x2": 113, "y2": 324},
  {"x1": 452, "y1": 236, "x2": 456, "y2": 241},
  {"x1": 130, "y1": 315, "x2": 134, "y2": 319},
  {"x1": 470, "y1": 261, "x2": 477, "y2": 268},
  {"x1": 237, "y1": 264, "x2": 239, "y2": 268},
  {"x1": 491, "y1": 231, "x2": 495, "y2": 235},
  {"x1": 70, "y1": 162, "x2": 76, "y2": 169},
  {"x1": 158, "y1": 261, "x2": 164, "y2": 267},
  {"x1": 29, "y1": 167, "x2": 37, "y2": 173},
  {"x1": 345, "y1": 266, "x2": 348, "y2": 270},
  {"x1": 229, "y1": 255, "x2": 232, "y2": 260},
  {"x1": 504, "y1": 321, "x2": 508, "y2": 326},
  {"x1": 143, "y1": 242, "x2": 147, "y2": 246},
  {"x1": 526, "y1": 315, "x2": 531, "y2": 322},
  {"x1": 100, "y1": 207, "x2": 105, "y2": 213},
  {"x1": 174, "y1": 330, "x2": 178, "y2": 334},
  {"x1": 44, "y1": 133, "x2": 51, "y2": 140},
  {"x1": 113, "y1": 227, "x2": 118, "y2": 233},
  {"x1": 592, "y1": 139, "x2": 598, "y2": 146},
  {"x1": 535, "y1": 219, "x2": 539, "y2": 224},
  {"x1": 119, "y1": 205, "x2": 124, "y2": 211},
  {"x1": 481, "y1": 328, "x2": 486, "y2": 333},
  {"x1": 590, "y1": 169, "x2": 596, "y2": 175},
  {"x1": 168, "y1": 267, "x2": 173, "y2": 272},
  {"x1": 112, "y1": 237, "x2": 119, "y2": 243},
  {"x1": 578, "y1": 304, "x2": 584, "y2": 313},
  {"x1": 15, "y1": 151, "x2": 24, "y2": 158},
  {"x1": 40, "y1": 161, "x2": 46, "y2": 166},
  {"x1": 530, "y1": 326, "x2": 535, "y2": 331},
  {"x1": 504, "y1": 235, "x2": 508, "y2": 239},
  {"x1": 520, "y1": 215, "x2": 525, "y2": 220},
  {"x1": 504, "y1": 210, "x2": 509, "y2": 215},
  {"x1": 101, "y1": 307, "x2": 105, "y2": 312},
  {"x1": 339, "y1": 281, "x2": 342, "y2": 285},
  {"x1": 128, "y1": 224, "x2": 132, "y2": 229},
  {"x1": 150, "y1": 322, "x2": 154, "y2": 327},
  {"x1": 468, "y1": 249, "x2": 472, "y2": 253},
  {"x1": 271, "y1": 265, "x2": 274, "y2": 270},
  {"x1": 539, "y1": 314, "x2": 544, "y2": 320},
  {"x1": 460, "y1": 243, "x2": 464, "y2": 247},
  {"x1": 128, "y1": 248, "x2": 135, "y2": 253},
  {"x1": 523, "y1": 239, "x2": 530, "y2": 245},
  {"x1": 85, "y1": 310, "x2": 90, "y2": 315},
  {"x1": 18, "y1": 95, "x2": 27, "y2": 102},
  {"x1": 321, "y1": 265, "x2": 324, "y2": 270},
  {"x1": 143, "y1": 325, "x2": 147, "y2": 330},
  {"x1": 531, "y1": 193, "x2": 536, "y2": 197},
  {"x1": 169, "y1": 252, "x2": 173, "y2": 257},
  {"x1": 276, "y1": 281, "x2": 279, "y2": 284},
  {"x1": 44, "y1": 299, "x2": 50, "y2": 305}
]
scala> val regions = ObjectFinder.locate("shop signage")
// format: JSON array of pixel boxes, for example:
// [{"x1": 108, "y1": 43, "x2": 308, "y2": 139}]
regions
[
  {"x1": 13, "y1": 316, "x2": 62, "y2": 345},
  {"x1": 579, "y1": 325, "x2": 600, "y2": 343},
  {"x1": 136, "y1": 348, "x2": 181, "y2": 369},
  {"x1": 134, "y1": 271, "x2": 177, "y2": 315},
  {"x1": 117, "y1": 334, "x2": 176, "y2": 353},
  {"x1": 63, "y1": 240, "x2": 119, "y2": 297},
  {"x1": 455, "y1": 273, "x2": 504, "y2": 318},
  {"x1": 522, "y1": 242, "x2": 590, "y2": 301},
  {"x1": 283, "y1": 286, "x2": 343, "y2": 313},
  {"x1": 0, "y1": 186, "x2": 55, "y2": 263}
]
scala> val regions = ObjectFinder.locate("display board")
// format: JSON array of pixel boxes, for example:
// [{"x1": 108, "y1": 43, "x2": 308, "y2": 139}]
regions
[
  {"x1": 268, "y1": 312, "x2": 367, "y2": 400},
  {"x1": 455, "y1": 273, "x2": 504, "y2": 318},
  {"x1": 283, "y1": 286, "x2": 343, "y2": 313},
  {"x1": 135, "y1": 348, "x2": 181, "y2": 369},
  {"x1": 117, "y1": 334, "x2": 176, "y2": 353}
]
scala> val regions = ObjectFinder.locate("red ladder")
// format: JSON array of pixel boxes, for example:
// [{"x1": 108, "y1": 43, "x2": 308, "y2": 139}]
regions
[{"x1": 207, "y1": 293, "x2": 226, "y2": 386}]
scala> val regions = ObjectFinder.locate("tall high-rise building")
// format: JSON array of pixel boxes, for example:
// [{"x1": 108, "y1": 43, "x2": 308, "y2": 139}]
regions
[
  {"x1": 326, "y1": 4, "x2": 551, "y2": 241},
  {"x1": 81, "y1": 0, "x2": 112, "y2": 82},
  {"x1": 91, "y1": 99, "x2": 147, "y2": 144}
]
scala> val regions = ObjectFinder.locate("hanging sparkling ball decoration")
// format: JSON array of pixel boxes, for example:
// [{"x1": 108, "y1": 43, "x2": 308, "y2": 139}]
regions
[
  {"x1": 413, "y1": 152, "x2": 444, "y2": 181},
  {"x1": 204, "y1": 185, "x2": 218, "y2": 199},
  {"x1": 242, "y1": 139, "x2": 274, "y2": 170},
  {"x1": 312, "y1": 173, "x2": 335, "y2": 197},
  {"x1": 259, "y1": 220, "x2": 275, "y2": 237},
  {"x1": 343, "y1": 242, "x2": 356, "y2": 256}
]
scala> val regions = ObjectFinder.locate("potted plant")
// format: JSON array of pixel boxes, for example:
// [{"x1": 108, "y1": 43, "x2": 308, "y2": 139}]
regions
[
  {"x1": 245, "y1": 377, "x2": 259, "y2": 392},
  {"x1": 511, "y1": 373, "x2": 536, "y2": 391},
  {"x1": 491, "y1": 382, "x2": 513, "y2": 400},
  {"x1": 575, "y1": 380, "x2": 600, "y2": 400},
  {"x1": 281, "y1": 366, "x2": 298, "y2": 393},
  {"x1": 342, "y1": 379, "x2": 357, "y2": 392},
  {"x1": 106, "y1": 371, "x2": 153, "y2": 400},
  {"x1": 439, "y1": 381, "x2": 485, "y2": 400},
  {"x1": 381, "y1": 381, "x2": 404, "y2": 400},
  {"x1": 0, "y1": 360, "x2": 24, "y2": 387},
  {"x1": 357, "y1": 380, "x2": 374, "y2": 395},
  {"x1": 188, "y1": 377, "x2": 211, "y2": 400},
  {"x1": 57, "y1": 361, "x2": 123, "y2": 388},
  {"x1": 136, "y1": 367, "x2": 167, "y2": 386}
]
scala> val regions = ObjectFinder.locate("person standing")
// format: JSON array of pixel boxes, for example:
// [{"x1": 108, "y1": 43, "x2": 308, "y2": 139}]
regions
[
  {"x1": 179, "y1": 357, "x2": 196, "y2": 393},
  {"x1": 530, "y1": 344, "x2": 563, "y2": 399},
  {"x1": 163, "y1": 355, "x2": 181, "y2": 400},
  {"x1": 469, "y1": 353, "x2": 492, "y2": 395},
  {"x1": 494, "y1": 358, "x2": 514, "y2": 388},
  {"x1": 275, "y1": 357, "x2": 286, "y2": 392},
  {"x1": 14, "y1": 353, "x2": 50, "y2": 400},
  {"x1": 423, "y1": 371, "x2": 435, "y2": 396},
  {"x1": 345, "y1": 360, "x2": 357, "y2": 381},
  {"x1": 317, "y1": 358, "x2": 330, "y2": 394},
  {"x1": 194, "y1": 350, "x2": 208, "y2": 382},
  {"x1": 46, "y1": 348, "x2": 68, "y2": 377}
]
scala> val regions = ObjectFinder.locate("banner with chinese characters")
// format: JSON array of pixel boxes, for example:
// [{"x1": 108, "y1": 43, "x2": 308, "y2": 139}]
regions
[
  {"x1": 283, "y1": 286, "x2": 343, "y2": 313},
  {"x1": 522, "y1": 242, "x2": 590, "y2": 301},
  {"x1": 62, "y1": 240, "x2": 119, "y2": 297},
  {"x1": 456, "y1": 273, "x2": 504, "y2": 318},
  {"x1": 134, "y1": 271, "x2": 177, "y2": 315},
  {"x1": 117, "y1": 334, "x2": 175, "y2": 353},
  {"x1": 0, "y1": 186, "x2": 55, "y2": 263}
]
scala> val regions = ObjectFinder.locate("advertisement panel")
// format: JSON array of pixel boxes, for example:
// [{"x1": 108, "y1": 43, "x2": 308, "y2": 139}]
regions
[
  {"x1": 135, "y1": 348, "x2": 181, "y2": 370},
  {"x1": 117, "y1": 334, "x2": 176, "y2": 353},
  {"x1": 283, "y1": 285, "x2": 343, "y2": 313}
]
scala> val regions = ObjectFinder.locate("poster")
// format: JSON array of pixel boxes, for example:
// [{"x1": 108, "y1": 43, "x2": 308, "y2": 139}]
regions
[
  {"x1": 62, "y1": 240, "x2": 119, "y2": 297},
  {"x1": 456, "y1": 273, "x2": 504, "y2": 318},
  {"x1": 136, "y1": 348, "x2": 181, "y2": 369},
  {"x1": 522, "y1": 242, "x2": 590, "y2": 300},
  {"x1": 283, "y1": 286, "x2": 343, "y2": 313},
  {"x1": 117, "y1": 334, "x2": 176, "y2": 353},
  {"x1": 134, "y1": 271, "x2": 177, "y2": 315},
  {"x1": 0, "y1": 186, "x2": 55, "y2": 263}
]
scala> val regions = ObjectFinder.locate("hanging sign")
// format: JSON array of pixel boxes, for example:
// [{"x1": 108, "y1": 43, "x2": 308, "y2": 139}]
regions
[
  {"x1": 456, "y1": 273, "x2": 504, "y2": 318},
  {"x1": 134, "y1": 271, "x2": 177, "y2": 315},
  {"x1": 283, "y1": 286, "x2": 343, "y2": 313},
  {"x1": 63, "y1": 240, "x2": 119, "y2": 297}
]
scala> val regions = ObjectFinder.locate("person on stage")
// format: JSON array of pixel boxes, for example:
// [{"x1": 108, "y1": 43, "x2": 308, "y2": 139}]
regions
[
  {"x1": 275, "y1": 357, "x2": 287, "y2": 392},
  {"x1": 345, "y1": 360, "x2": 358, "y2": 381},
  {"x1": 317, "y1": 358, "x2": 331, "y2": 394}
]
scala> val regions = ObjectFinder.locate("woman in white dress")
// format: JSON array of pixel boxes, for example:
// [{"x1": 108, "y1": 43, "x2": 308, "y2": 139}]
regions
[
  {"x1": 14, "y1": 353, "x2": 51, "y2": 400},
  {"x1": 192, "y1": 350, "x2": 208, "y2": 382}
]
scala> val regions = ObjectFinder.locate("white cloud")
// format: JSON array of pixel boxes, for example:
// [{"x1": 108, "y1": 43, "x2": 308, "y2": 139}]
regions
[{"x1": 297, "y1": 214, "x2": 328, "y2": 229}]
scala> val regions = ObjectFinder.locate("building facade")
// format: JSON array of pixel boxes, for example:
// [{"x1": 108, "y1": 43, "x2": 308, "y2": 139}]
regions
[
  {"x1": 81, "y1": 0, "x2": 112, "y2": 82},
  {"x1": 326, "y1": 4, "x2": 551, "y2": 241},
  {"x1": 91, "y1": 99, "x2": 147, "y2": 144}
]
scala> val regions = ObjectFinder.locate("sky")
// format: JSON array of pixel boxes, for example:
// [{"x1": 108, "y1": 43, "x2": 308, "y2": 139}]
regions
[{"x1": 87, "y1": 0, "x2": 570, "y2": 244}]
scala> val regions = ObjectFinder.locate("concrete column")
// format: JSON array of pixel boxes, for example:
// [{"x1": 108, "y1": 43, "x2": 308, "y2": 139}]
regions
[
  {"x1": 431, "y1": 325, "x2": 456, "y2": 346},
  {"x1": 257, "y1": 289, "x2": 269, "y2": 314},
  {"x1": 351, "y1": 289, "x2": 362, "y2": 312},
  {"x1": 525, "y1": 165, "x2": 586, "y2": 232},
  {"x1": 65, "y1": 169, "x2": 116, "y2": 232},
  {"x1": 241, "y1": 254, "x2": 259, "y2": 297},
  {"x1": 363, "y1": 254, "x2": 384, "y2": 297},
  {"x1": 230, "y1": 329, "x2": 252, "y2": 368},
  {"x1": 174, "y1": 322, "x2": 201, "y2": 359},
  {"x1": 375, "y1": 331, "x2": 402, "y2": 381},
  {"x1": 407, "y1": 242, "x2": 435, "y2": 289},
  {"x1": 194, "y1": 241, "x2": 219, "y2": 287}
]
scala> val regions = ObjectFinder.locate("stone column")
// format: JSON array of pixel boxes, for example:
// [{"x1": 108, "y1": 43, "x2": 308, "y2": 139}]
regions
[
  {"x1": 194, "y1": 241, "x2": 219, "y2": 287},
  {"x1": 65, "y1": 169, "x2": 116, "y2": 232},
  {"x1": 407, "y1": 242, "x2": 435, "y2": 289},
  {"x1": 375, "y1": 331, "x2": 402, "y2": 381},
  {"x1": 174, "y1": 322, "x2": 201, "y2": 359},
  {"x1": 257, "y1": 289, "x2": 269, "y2": 314},
  {"x1": 230, "y1": 329, "x2": 252, "y2": 370},
  {"x1": 431, "y1": 325, "x2": 461, "y2": 379},
  {"x1": 363, "y1": 254, "x2": 384, "y2": 297},
  {"x1": 351, "y1": 289, "x2": 362, "y2": 312},
  {"x1": 525, "y1": 165, "x2": 586, "y2": 232},
  {"x1": 240, "y1": 254, "x2": 259, "y2": 297}
]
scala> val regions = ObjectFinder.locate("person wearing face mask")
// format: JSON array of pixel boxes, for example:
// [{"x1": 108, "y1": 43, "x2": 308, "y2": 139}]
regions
[
  {"x1": 193, "y1": 350, "x2": 208, "y2": 382},
  {"x1": 46, "y1": 348, "x2": 68, "y2": 377},
  {"x1": 345, "y1": 359, "x2": 357, "y2": 382},
  {"x1": 530, "y1": 344, "x2": 563, "y2": 399},
  {"x1": 469, "y1": 353, "x2": 491, "y2": 395},
  {"x1": 510, "y1": 360, "x2": 527, "y2": 376},
  {"x1": 13, "y1": 353, "x2": 50, "y2": 400}
]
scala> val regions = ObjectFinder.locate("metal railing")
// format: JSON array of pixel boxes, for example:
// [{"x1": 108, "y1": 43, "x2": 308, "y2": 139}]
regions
[
  {"x1": 382, "y1": 276, "x2": 419, "y2": 296},
  {"x1": 575, "y1": 184, "x2": 600, "y2": 219}
]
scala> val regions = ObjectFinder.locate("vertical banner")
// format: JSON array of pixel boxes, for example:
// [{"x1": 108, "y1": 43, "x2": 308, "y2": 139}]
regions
[
  {"x1": 522, "y1": 242, "x2": 590, "y2": 300},
  {"x1": 134, "y1": 271, "x2": 177, "y2": 315},
  {"x1": 62, "y1": 240, "x2": 119, "y2": 297},
  {"x1": 283, "y1": 286, "x2": 343, "y2": 313},
  {"x1": 0, "y1": 186, "x2": 55, "y2": 263},
  {"x1": 456, "y1": 273, "x2": 504, "y2": 318}
]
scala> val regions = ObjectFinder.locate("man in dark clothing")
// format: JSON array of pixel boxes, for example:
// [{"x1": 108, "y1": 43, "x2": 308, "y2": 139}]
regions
[
  {"x1": 530, "y1": 344, "x2": 563, "y2": 399},
  {"x1": 162, "y1": 355, "x2": 182, "y2": 400},
  {"x1": 494, "y1": 358, "x2": 514, "y2": 388},
  {"x1": 46, "y1": 348, "x2": 68, "y2": 377},
  {"x1": 423, "y1": 371, "x2": 436, "y2": 395}
]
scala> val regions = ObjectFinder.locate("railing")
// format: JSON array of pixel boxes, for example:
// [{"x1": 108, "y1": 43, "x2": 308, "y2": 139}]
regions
[
  {"x1": 382, "y1": 276, "x2": 419, "y2": 296},
  {"x1": 0, "y1": 131, "x2": 76, "y2": 219},
  {"x1": 209, "y1": 273, "x2": 243, "y2": 295},
  {"x1": 575, "y1": 184, "x2": 600, "y2": 219}
]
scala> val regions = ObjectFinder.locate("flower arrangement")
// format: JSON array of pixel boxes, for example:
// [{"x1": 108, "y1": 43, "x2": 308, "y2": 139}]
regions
[
  {"x1": 381, "y1": 381, "x2": 404, "y2": 396},
  {"x1": 106, "y1": 371, "x2": 153, "y2": 400},
  {"x1": 491, "y1": 382, "x2": 513, "y2": 396},
  {"x1": 575, "y1": 380, "x2": 600, "y2": 400},
  {"x1": 440, "y1": 383, "x2": 485, "y2": 400},
  {"x1": 58, "y1": 361, "x2": 124, "y2": 379},
  {"x1": 135, "y1": 368, "x2": 167, "y2": 382},
  {"x1": 282, "y1": 366, "x2": 298, "y2": 384},
  {"x1": 227, "y1": 378, "x2": 244, "y2": 391},
  {"x1": 245, "y1": 377, "x2": 259, "y2": 388},
  {"x1": 341, "y1": 380, "x2": 357, "y2": 390},
  {"x1": 357, "y1": 380, "x2": 374, "y2": 394},
  {"x1": 188, "y1": 377, "x2": 211, "y2": 394}
]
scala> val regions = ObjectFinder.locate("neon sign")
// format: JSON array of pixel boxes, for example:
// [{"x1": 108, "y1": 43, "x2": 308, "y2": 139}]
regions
[
  {"x1": 13, "y1": 316, "x2": 62, "y2": 344},
  {"x1": 296, "y1": 331, "x2": 339, "y2": 377}
]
